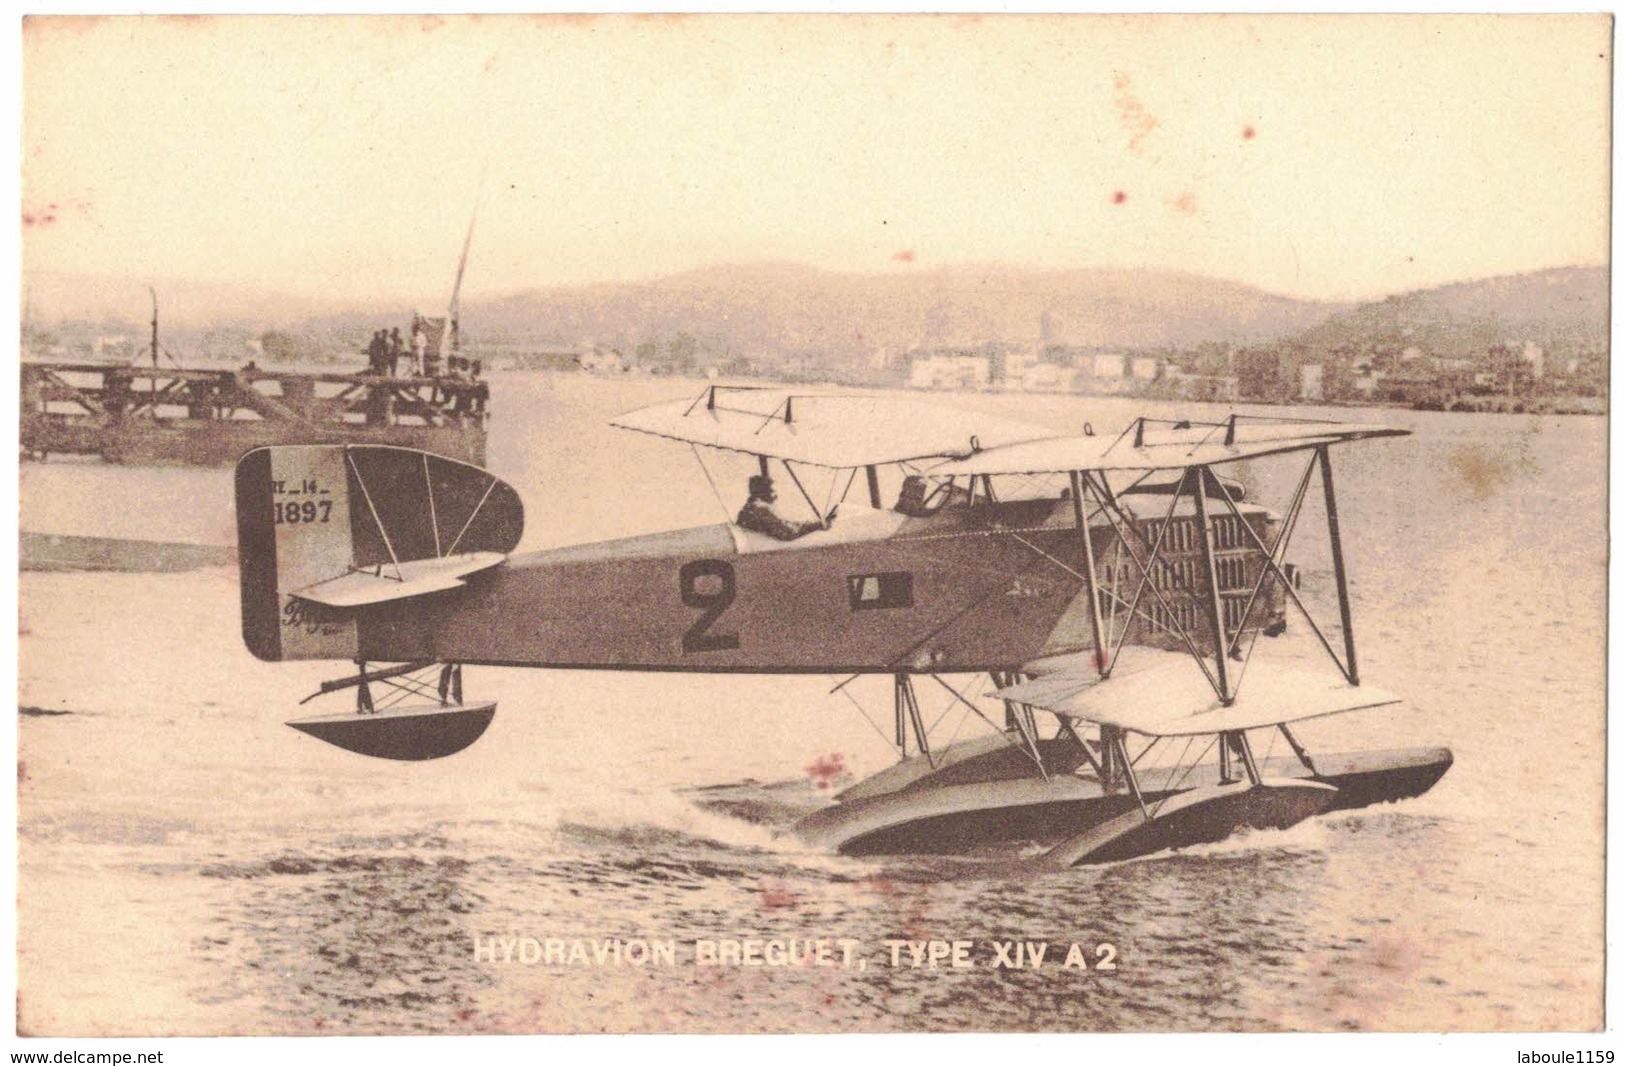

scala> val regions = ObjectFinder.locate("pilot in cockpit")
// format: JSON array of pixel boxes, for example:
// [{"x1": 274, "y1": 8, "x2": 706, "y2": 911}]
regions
[
  {"x1": 894, "y1": 474, "x2": 965, "y2": 517},
  {"x1": 736, "y1": 474, "x2": 835, "y2": 541}
]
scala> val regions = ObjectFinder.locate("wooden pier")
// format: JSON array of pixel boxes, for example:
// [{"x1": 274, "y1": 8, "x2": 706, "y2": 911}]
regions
[{"x1": 21, "y1": 362, "x2": 488, "y2": 467}]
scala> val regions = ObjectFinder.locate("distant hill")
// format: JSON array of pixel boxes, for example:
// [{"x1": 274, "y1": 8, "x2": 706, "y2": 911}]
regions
[
  {"x1": 456, "y1": 262, "x2": 1345, "y2": 358},
  {"x1": 1285, "y1": 266, "x2": 1608, "y2": 358},
  {"x1": 30, "y1": 263, "x2": 1605, "y2": 372},
  {"x1": 22, "y1": 261, "x2": 1346, "y2": 371}
]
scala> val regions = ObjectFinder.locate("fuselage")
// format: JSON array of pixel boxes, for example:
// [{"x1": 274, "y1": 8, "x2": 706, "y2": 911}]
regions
[{"x1": 343, "y1": 493, "x2": 1278, "y2": 674}]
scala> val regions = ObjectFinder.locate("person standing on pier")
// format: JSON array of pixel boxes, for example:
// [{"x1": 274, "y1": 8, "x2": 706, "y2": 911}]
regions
[
  {"x1": 388, "y1": 328, "x2": 404, "y2": 376},
  {"x1": 446, "y1": 357, "x2": 471, "y2": 421},
  {"x1": 471, "y1": 360, "x2": 489, "y2": 421},
  {"x1": 366, "y1": 330, "x2": 388, "y2": 375},
  {"x1": 411, "y1": 320, "x2": 428, "y2": 377}
]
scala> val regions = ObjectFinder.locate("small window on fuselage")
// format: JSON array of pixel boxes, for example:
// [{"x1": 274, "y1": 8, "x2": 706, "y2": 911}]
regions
[{"x1": 848, "y1": 572, "x2": 914, "y2": 611}]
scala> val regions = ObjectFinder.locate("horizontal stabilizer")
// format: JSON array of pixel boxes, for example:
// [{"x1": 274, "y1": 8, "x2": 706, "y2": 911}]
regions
[
  {"x1": 994, "y1": 649, "x2": 1399, "y2": 736},
  {"x1": 291, "y1": 551, "x2": 506, "y2": 608}
]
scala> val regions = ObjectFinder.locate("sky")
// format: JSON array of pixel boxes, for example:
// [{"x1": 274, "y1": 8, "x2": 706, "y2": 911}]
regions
[{"x1": 18, "y1": 14, "x2": 1613, "y2": 321}]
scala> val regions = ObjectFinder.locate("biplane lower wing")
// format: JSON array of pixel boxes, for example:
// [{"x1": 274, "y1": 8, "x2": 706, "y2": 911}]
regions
[{"x1": 992, "y1": 649, "x2": 1401, "y2": 735}]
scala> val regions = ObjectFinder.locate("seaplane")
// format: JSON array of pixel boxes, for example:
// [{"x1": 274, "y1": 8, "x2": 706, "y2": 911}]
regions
[{"x1": 235, "y1": 385, "x2": 1452, "y2": 866}]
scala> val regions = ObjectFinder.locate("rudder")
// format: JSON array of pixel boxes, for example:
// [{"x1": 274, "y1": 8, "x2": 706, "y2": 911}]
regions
[{"x1": 235, "y1": 445, "x2": 524, "y2": 662}]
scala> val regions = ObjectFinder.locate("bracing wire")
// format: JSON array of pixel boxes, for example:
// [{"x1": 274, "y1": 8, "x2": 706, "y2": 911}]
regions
[
  {"x1": 690, "y1": 444, "x2": 736, "y2": 524},
  {"x1": 837, "y1": 683, "x2": 901, "y2": 751},
  {"x1": 1151, "y1": 736, "x2": 1218, "y2": 817}
]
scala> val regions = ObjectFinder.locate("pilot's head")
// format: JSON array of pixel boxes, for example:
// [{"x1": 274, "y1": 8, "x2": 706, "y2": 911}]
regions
[{"x1": 748, "y1": 474, "x2": 776, "y2": 502}]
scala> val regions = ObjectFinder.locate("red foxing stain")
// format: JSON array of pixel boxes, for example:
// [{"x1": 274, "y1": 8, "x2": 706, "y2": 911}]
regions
[
  {"x1": 805, "y1": 752, "x2": 849, "y2": 789},
  {"x1": 1112, "y1": 71, "x2": 1159, "y2": 153},
  {"x1": 892, "y1": 250, "x2": 916, "y2": 263},
  {"x1": 1242, "y1": 125, "x2": 1256, "y2": 140},
  {"x1": 1172, "y1": 190, "x2": 1198, "y2": 215},
  {"x1": 1366, "y1": 935, "x2": 1422, "y2": 976},
  {"x1": 455, "y1": 1007, "x2": 475, "y2": 1022},
  {"x1": 1111, "y1": 190, "x2": 1128, "y2": 206},
  {"x1": 901, "y1": 896, "x2": 934, "y2": 942},
  {"x1": 17, "y1": 762, "x2": 28, "y2": 785},
  {"x1": 758, "y1": 882, "x2": 799, "y2": 910}
]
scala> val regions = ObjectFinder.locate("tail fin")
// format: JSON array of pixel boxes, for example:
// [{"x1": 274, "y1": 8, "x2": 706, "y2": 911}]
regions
[{"x1": 235, "y1": 445, "x2": 524, "y2": 662}]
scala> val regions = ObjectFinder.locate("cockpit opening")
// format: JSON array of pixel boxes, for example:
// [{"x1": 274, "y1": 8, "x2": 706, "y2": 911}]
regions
[
  {"x1": 894, "y1": 474, "x2": 952, "y2": 517},
  {"x1": 735, "y1": 473, "x2": 836, "y2": 542}
]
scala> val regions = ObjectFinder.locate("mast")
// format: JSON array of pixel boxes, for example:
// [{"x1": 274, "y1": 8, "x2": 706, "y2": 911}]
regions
[
  {"x1": 148, "y1": 287, "x2": 159, "y2": 369},
  {"x1": 447, "y1": 203, "x2": 479, "y2": 356},
  {"x1": 148, "y1": 286, "x2": 159, "y2": 403}
]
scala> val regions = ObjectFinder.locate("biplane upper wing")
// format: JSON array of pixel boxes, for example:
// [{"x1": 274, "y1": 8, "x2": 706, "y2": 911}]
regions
[
  {"x1": 929, "y1": 417, "x2": 1410, "y2": 475},
  {"x1": 992, "y1": 649, "x2": 1400, "y2": 736},
  {"x1": 610, "y1": 386, "x2": 1059, "y2": 468}
]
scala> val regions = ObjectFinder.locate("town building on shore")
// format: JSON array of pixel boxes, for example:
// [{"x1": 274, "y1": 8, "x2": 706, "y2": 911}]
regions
[{"x1": 908, "y1": 352, "x2": 992, "y2": 390}]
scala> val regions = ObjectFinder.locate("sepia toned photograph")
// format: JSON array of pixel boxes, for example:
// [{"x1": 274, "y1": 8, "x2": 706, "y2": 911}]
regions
[{"x1": 15, "y1": 13, "x2": 1610, "y2": 1039}]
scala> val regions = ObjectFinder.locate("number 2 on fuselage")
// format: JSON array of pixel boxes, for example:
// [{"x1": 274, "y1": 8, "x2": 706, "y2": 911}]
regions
[{"x1": 678, "y1": 559, "x2": 740, "y2": 653}]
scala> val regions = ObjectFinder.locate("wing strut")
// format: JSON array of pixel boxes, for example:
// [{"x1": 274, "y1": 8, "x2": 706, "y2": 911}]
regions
[
  {"x1": 1191, "y1": 465, "x2": 1233, "y2": 705},
  {"x1": 1109, "y1": 730, "x2": 1149, "y2": 819},
  {"x1": 893, "y1": 673, "x2": 935, "y2": 769},
  {"x1": 1080, "y1": 470, "x2": 1225, "y2": 700},
  {"x1": 1207, "y1": 447, "x2": 1359, "y2": 685},
  {"x1": 1223, "y1": 452, "x2": 1318, "y2": 662},
  {"x1": 1319, "y1": 444, "x2": 1360, "y2": 685},
  {"x1": 1068, "y1": 470, "x2": 1109, "y2": 676},
  {"x1": 1279, "y1": 723, "x2": 1318, "y2": 773},
  {"x1": 1042, "y1": 439, "x2": 1371, "y2": 716}
]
